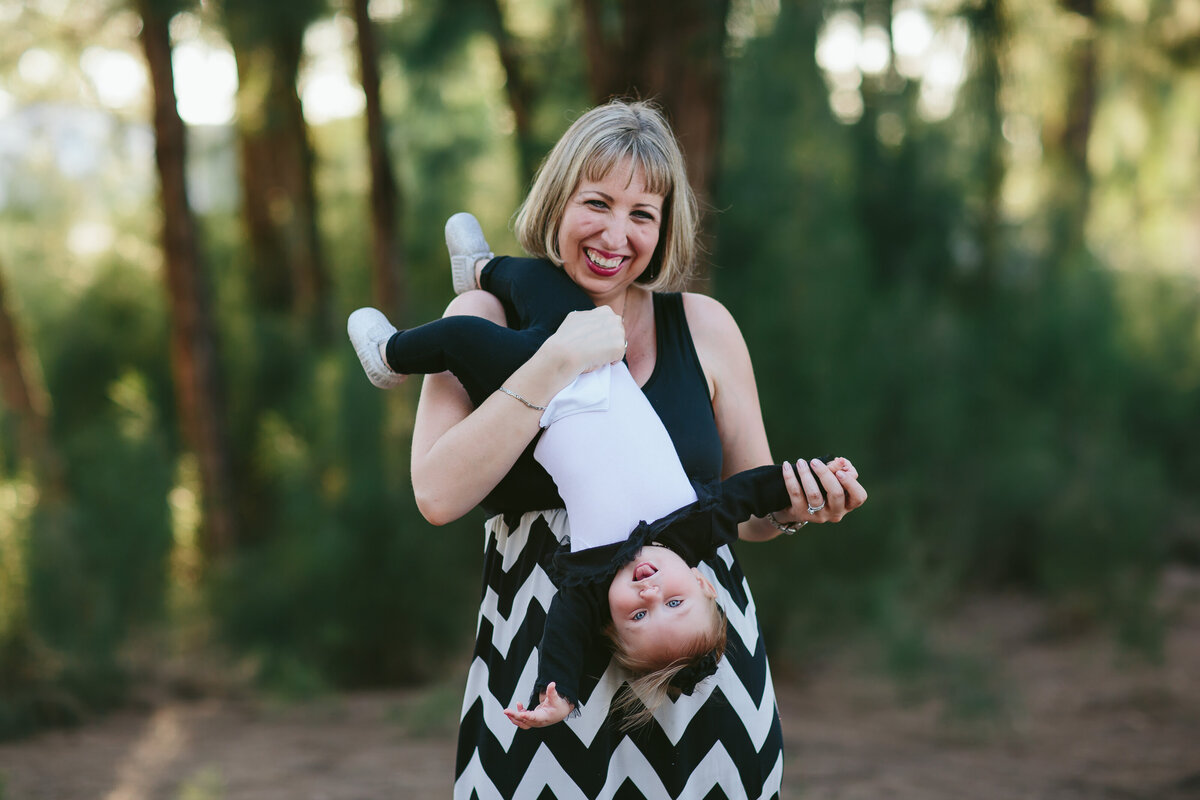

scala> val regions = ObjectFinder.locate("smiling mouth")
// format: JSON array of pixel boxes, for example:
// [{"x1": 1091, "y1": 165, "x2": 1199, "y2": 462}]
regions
[
  {"x1": 633, "y1": 562, "x2": 657, "y2": 581},
  {"x1": 585, "y1": 247, "x2": 625, "y2": 273}
]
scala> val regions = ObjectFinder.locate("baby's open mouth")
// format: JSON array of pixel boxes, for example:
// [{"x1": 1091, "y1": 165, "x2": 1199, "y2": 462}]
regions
[{"x1": 633, "y1": 562, "x2": 657, "y2": 581}]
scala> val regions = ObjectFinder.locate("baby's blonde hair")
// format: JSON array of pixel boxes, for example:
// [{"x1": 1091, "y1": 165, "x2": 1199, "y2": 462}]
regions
[{"x1": 605, "y1": 601, "x2": 727, "y2": 731}]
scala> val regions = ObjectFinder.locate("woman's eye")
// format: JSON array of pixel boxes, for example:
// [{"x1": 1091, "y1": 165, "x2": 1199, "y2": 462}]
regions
[
  {"x1": 666, "y1": 599, "x2": 682, "y2": 608},
  {"x1": 632, "y1": 610, "x2": 646, "y2": 621},
  {"x1": 633, "y1": 210, "x2": 656, "y2": 221},
  {"x1": 586, "y1": 199, "x2": 607, "y2": 209}
]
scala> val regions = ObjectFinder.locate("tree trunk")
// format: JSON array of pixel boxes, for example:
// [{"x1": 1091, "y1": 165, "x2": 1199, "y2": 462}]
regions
[
  {"x1": 0, "y1": 259, "x2": 63, "y2": 493},
  {"x1": 138, "y1": 0, "x2": 238, "y2": 558},
  {"x1": 577, "y1": 0, "x2": 729, "y2": 288},
  {"x1": 970, "y1": 0, "x2": 1006, "y2": 290},
  {"x1": 479, "y1": 0, "x2": 540, "y2": 187},
  {"x1": 1046, "y1": 0, "x2": 1097, "y2": 267},
  {"x1": 352, "y1": 0, "x2": 406, "y2": 319},
  {"x1": 230, "y1": 23, "x2": 330, "y2": 332}
]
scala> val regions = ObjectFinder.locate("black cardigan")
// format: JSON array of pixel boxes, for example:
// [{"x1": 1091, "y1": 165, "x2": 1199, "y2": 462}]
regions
[{"x1": 532, "y1": 464, "x2": 791, "y2": 710}]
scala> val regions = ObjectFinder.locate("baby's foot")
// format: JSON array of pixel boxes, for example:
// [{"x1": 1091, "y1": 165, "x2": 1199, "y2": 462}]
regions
[
  {"x1": 445, "y1": 212, "x2": 493, "y2": 294},
  {"x1": 347, "y1": 308, "x2": 405, "y2": 388}
]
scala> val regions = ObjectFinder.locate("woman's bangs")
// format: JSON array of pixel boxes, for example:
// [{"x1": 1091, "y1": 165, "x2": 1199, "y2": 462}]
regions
[
  {"x1": 582, "y1": 137, "x2": 672, "y2": 197},
  {"x1": 632, "y1": 144, "x2": 674, "y2": 197}
]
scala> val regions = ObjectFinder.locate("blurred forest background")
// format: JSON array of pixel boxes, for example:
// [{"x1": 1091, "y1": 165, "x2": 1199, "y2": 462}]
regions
[{"x1": 0, "y1": 0, "x2": 1198, "y2": 743}]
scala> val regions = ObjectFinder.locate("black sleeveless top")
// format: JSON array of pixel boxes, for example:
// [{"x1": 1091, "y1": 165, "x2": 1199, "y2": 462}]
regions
[{"x1": 480, "y1": 292, "x2": 724, "y2": 514}]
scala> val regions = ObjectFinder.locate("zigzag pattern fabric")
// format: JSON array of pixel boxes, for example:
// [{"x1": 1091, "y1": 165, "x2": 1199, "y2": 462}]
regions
[{"x1": 455, "y1": 509, "x2": 784, "y2": 800}]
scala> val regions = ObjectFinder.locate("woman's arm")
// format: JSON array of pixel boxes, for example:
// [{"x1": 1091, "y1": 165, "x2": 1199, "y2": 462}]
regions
[
  {"x1": 682, "y1": 293, "x2": 867, "y2": 542},
  {"x1": 411, "y1": 292, "x2": 627, "y2": 525}
]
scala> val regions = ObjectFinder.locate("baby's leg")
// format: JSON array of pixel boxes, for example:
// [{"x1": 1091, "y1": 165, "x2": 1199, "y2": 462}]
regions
[
  {"x1": 351, "y1": 259, "x2": 591, "y2": 401},
  {"x1": 384, "y1": 315, "x2": 544, "y2": 408},
  {"x1": 479, "y1": 257, "x2": 595, "y2": 335}
]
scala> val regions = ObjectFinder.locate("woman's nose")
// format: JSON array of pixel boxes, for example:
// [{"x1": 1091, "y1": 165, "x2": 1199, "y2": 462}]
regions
[
  {"x1": 638, "y1": 583, "x2": 660, "y2": 598},
  {"x1": 599, "y1": 217, "x2": 629, "y2": 250}
]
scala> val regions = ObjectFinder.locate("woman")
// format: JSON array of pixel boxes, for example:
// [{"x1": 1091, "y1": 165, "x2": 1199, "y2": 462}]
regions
[{"x1": 411, "y1": 100, "x2": 867, "y2": 799}]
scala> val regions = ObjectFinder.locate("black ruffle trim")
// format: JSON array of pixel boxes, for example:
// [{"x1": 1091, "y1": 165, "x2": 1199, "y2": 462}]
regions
[
  {"x1": 669, "y1": 648, "x2": 720, "y2": 695},
  {"x1": 530, "y1": 682, "x2": 581, "y2": 719}
]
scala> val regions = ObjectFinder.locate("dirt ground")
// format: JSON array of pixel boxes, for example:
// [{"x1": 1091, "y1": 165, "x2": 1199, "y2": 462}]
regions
[{"x1": 2, "y1": 568, "x2": 1198, "y2": 800}]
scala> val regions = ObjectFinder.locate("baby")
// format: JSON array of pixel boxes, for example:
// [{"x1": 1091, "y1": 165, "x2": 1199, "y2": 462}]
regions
[{"x1": 348, "y1": 215, "x2": 828, "y2": 728}]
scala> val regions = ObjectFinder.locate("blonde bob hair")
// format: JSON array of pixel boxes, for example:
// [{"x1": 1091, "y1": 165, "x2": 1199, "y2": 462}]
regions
[
  {"x1": 514, "y1": 99, "x2": 699, "y2": 292},
  {"x1": 605, "y1": 601, "x2": 727, "y2": 731}
]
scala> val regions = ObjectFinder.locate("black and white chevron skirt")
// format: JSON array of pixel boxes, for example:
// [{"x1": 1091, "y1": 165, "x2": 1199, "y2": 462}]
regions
[{"x1": 454, "y1": 508, "x2": 785, "y2": 799}]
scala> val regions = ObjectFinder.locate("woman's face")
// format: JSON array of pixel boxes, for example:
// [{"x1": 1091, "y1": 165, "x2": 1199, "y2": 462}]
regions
[
  {"x1": 556, "y1": 161, "x2": 665, "y2": 306},
  {"x1": 607, "y1": 545, "x2": 718, "y2": 664}
]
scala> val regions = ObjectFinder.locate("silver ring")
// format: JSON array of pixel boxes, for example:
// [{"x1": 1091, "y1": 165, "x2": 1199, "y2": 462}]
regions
[{"x1": 807, "y1": 500, "x2": 826, "y2": 515}]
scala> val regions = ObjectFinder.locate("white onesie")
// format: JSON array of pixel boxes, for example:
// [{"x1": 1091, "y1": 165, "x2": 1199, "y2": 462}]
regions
[{"x1": 533, "y1": 363, "x2": 698, "y2": 552}]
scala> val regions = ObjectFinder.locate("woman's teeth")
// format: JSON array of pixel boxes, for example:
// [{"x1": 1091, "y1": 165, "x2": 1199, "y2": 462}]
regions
[{"x1": 586, "y1": 248, "x2": 622, "y2": 269}]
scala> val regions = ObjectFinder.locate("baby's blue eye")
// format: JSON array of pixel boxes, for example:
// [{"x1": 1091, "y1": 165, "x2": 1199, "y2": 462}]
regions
[
  {"x1": 666, "y1": 599, "x2": 682, "y2": 608},
  {"x1": 632, "y1": 610, "x2": 646, "y2": 621}
]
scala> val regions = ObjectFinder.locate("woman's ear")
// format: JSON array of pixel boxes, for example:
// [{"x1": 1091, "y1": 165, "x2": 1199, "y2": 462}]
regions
[{"x1": 692, "y1": 568, "x2": 718, "y2": 599}]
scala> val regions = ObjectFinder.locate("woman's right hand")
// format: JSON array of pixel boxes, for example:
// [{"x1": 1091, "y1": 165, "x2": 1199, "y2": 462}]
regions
[{"x1": 541, "y1": 306, "x2": 628, "y2": 376}]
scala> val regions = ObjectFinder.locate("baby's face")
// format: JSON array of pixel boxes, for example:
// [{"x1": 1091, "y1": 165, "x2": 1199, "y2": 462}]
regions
[{"x1": 607, "y1": 545, "x2": 718, "y2": 664}]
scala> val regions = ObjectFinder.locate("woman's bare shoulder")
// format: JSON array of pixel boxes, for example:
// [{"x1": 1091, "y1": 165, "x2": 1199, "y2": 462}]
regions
[
  {"x1": 677, "y1": 291, "x2": 755, "y2": 404},
  {"x1": 680, "y1": 292, "x2": 744, "y2": 346}
]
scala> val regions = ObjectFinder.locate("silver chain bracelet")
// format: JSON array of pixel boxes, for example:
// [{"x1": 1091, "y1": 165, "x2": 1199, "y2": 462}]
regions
[
  {"x1": 767, "y1": 512, "x2": 808, "y2": 535},
  {"x1": 497, "y1": 386, "x2": 547, "y2": 411}
]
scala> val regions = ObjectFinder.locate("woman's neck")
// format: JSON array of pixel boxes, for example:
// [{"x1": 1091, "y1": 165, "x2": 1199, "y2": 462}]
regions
[
  {"x1": 619, "y1": 287, "x2": 656, "y2": 384},
  {"x1": 597, "y1": 285, "x2": 652, "y2": 318},
  {"x1": 591, "y1": 285, "x2": 631, "y2": 316}
]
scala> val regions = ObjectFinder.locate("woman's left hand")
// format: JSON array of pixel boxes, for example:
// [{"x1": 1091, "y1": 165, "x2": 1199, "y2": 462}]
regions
[{"x1": 778, "y1": 456, "x2": 867, "y2": 528}]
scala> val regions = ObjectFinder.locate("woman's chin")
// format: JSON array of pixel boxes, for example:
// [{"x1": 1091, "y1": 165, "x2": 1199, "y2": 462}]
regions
[{"x1": 566, "y1": 267, "x2": 620, "y2": 296}]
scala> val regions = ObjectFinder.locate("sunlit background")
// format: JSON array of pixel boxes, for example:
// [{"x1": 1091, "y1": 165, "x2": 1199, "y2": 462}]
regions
[{"x1": 1, "y1": 1, "x2": 1199, "y2": 792}]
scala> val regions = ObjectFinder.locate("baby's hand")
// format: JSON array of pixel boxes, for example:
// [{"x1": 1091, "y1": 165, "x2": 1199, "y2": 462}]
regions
[{"x1": 504, "y1": 682, "x2": 574, "y2": 729}]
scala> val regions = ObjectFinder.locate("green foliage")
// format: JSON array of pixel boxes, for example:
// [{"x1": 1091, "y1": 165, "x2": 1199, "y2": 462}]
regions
[
  {"x1": 188, "y1": 103, "x2": 487, "y2": 691},
  {"x1": 381, "y1": 0, "x2": 586, "y2": 271},
  {"x1": 1, "y1": 0, "x2": 1198, "y2": 739},
  {"x1": 717, "y1": 2, "x2": 1188, "y2": 667},
  {"x1": 208, "y1": 345, "x2": 479, "y2": 693},
  {"x1": 214, "y1": 0, "x2": 326, "y2": 50},
  {"x1": 0, "y1": 261, "x2": 177, "y2": 735}
]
